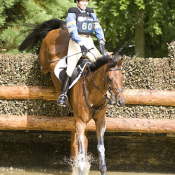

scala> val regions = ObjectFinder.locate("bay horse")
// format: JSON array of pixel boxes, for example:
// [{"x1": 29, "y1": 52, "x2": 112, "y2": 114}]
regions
[{"x1": 19, "y1": 19, "x2": 126, "y2": 175}]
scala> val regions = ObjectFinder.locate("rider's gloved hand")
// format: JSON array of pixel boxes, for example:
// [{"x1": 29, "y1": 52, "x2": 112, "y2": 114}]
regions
[
  {"x1": 80, "y1": 45, "x2": 88, "y2": 56},
  {"x1": 99, "y1": 39, "x2": 107, "y2": 55}
]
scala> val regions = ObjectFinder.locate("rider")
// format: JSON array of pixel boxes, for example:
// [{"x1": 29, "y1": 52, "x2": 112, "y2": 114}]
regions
[{"x1": 57, "y1": 0, "x2": 107, "y2": 107}]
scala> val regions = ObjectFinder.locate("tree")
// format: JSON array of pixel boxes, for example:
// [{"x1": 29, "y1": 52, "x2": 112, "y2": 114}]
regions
[
  {"x1": 94, "y1": 0, "x2": 175, "y2": 57},
  {"x1": 0, "y1": 0, "x2": 76, "y2": 51},
  {"x1": 1, "y1": 0, "x2": 175, "y2": 57}
]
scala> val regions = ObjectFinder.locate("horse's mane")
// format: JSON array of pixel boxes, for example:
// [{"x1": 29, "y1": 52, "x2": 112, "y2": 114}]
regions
[
  {"x1": 87, "y1": 55, "x2": 118, "y2": 71},
  {"x1": 18, "y1": 19, "x2": 66, "y2": 54}
]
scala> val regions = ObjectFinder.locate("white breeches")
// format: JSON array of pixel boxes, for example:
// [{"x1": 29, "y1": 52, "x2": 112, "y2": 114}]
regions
[{"x1": 66, "y1": 36, "x2": 101, "y2": 77}]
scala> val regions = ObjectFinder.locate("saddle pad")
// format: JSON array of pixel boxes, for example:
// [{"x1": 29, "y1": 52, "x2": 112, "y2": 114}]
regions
[{"x1": 54, "y1": 57, "x2": 90, "y2": 89}]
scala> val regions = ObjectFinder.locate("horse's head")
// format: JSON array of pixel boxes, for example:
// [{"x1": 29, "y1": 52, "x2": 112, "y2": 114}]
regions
[{"x1": 106, "y1": 53, "x2": 126, "y2": 107}]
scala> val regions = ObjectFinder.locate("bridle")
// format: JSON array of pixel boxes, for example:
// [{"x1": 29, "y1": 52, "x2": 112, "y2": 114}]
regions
[
  {"x1": 83, "y1": 64, "x2": 123, "y2": 116},
  {"x1": 105, "y1": 68, "x2": 123, "y2": 104}
]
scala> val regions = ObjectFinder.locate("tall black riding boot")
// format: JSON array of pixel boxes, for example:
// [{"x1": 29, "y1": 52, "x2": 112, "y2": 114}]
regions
[{"x1": 57, "y1": 74, "x2": 70, "y2": 107}]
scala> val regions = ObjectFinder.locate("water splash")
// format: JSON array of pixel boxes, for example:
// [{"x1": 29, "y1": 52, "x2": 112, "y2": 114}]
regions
[{"x1": 66, "y1": 154, "x2": 95, "y2": 175}]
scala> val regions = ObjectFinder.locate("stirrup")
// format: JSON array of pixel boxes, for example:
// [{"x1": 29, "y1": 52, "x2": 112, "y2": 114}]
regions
[{"x1": 57, "y1": 94, "x2": 68, "y2": 107}]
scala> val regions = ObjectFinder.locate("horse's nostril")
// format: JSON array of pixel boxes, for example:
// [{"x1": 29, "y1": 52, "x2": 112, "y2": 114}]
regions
[
  {"x1": 117, "y1": 100, "x2": 125, "y2": 107},
  {"x1": 117, "y1": 100, "x2": 121, "y2": 106}
]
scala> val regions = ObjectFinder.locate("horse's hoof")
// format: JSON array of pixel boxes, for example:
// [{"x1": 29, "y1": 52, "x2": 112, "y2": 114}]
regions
[
  {"x1": 101, "y1": 173, "x2": 107, "y2": 175},
  {"x1": 100, "y1": 165, "x2": 107, "y2": 175}
]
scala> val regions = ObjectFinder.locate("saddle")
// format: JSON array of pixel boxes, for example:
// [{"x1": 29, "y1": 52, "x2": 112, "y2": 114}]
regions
[{"x1": 54, "y1": 57, "x2": 91, "y2": 89}]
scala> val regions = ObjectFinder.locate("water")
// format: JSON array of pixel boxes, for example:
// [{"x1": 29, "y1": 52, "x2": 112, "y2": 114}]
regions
[
  {"x1": 0, "y1": 131, "x2": 175, "y2": 175},
  {"x1": 71, "y1": 159, "x2": 91, "y2": 175},
  {"x1": 0, "y1": 168, "x2": 174, "y2": 175}
]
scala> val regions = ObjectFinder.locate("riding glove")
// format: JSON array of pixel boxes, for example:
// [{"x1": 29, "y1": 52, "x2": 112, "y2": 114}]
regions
[
  {"x1": 80, "y1": 45, "x2": 88, "y2": 56},
  {"x1": 99, "y1": 39, "x2": 107, "y2": 55}
]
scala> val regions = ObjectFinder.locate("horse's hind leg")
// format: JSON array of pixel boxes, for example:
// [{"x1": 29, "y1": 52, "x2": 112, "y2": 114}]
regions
[{"x1": 95, "y1": 115, "x2": 107, "y2": 175}]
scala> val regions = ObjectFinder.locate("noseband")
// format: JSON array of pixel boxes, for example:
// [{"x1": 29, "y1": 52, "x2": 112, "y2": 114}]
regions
[
  {"x1": 83, "y1": 66, "x2": 123, "y2": 116},
  {"x1": 105, "y1": 68, "x2": 123, "y2": 105}
]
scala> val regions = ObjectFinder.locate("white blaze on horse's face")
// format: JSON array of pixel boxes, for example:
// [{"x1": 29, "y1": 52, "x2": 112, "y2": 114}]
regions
[{"x1": 77, "y1": 0, "x2": 89, "y2": 10}]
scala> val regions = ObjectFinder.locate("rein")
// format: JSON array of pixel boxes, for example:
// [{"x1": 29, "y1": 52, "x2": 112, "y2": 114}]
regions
[
  {"x1": 83, "y1": 65, "x2": 122, "y2": 117},
  {"x1": 83, "y1": 73, "x2": 107, "y2": 116},
  {"x1": 48, "y1": 48, "x2": 94, "y2": 64}
]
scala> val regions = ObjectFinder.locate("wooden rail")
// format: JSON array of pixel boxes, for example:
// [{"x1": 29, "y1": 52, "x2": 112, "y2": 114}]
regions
[
  {"x1": 0, "y1": 115, "x2": 175, "y2": 133},
  {"x1": 0, "y1": 86, "x2": 175, "y2": 106}
]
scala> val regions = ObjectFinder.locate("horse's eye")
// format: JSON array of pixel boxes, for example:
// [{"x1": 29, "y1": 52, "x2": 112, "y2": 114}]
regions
[{"x1": 108, "y1": 77, "x2": 113, "y2": 82}]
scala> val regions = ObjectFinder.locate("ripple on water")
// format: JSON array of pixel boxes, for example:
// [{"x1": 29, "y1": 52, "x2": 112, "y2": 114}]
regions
[{"x1": 0, "y1": 167, "x2": 175, "y2": 175}]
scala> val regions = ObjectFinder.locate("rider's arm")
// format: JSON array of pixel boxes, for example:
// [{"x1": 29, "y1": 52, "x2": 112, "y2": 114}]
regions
[
  {"x1": 66, "y1": 13, "x2": 83, "y2": 46},
  {"x1": 91, "y1": 13, "x2": 105, "y2": 41}
]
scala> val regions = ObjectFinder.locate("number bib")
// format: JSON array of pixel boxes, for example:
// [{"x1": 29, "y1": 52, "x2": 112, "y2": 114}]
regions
[{"x1": 77, "y1": 16, "x2": 93, "y2": 35}]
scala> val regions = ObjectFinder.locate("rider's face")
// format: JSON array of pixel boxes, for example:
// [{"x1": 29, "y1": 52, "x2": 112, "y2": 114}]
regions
[{"x1": 77, "y1": 0, "x2": 89, "y2": 10}]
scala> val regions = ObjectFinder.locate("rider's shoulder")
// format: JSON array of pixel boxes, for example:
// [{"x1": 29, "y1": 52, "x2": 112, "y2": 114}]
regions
[
  {"x1": 68, "y1": 7, "x2": 94, "y2": 14},
  {"x1": 68, "y1": 7, "x2": 79, "y2": 13},
  {"x1": 86, "y1": 7, "x2": 94, "y2": 13}
]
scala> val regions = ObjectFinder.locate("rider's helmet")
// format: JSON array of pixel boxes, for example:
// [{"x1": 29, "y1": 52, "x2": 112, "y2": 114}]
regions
[{"x1": 74, "y1": 0, "x2": 90, "y2": 2}]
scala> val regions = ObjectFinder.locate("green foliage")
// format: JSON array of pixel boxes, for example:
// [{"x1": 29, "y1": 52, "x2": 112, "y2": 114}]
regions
[
  {"x1": 0, "y1": 0, "x2": 75, "y2": 51},
  {"x1": 94, "y1": 0, "x2": 175, "y2": 57},
  {"x1": 1, "y1": 0, "x2": 175, "y2": 57}
]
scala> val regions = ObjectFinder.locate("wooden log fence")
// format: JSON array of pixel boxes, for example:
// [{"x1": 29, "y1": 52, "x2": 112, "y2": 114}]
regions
[
  {"x1": 0, "y1": 85, "x2": 175, "y2": 106},
  {"x1": 0, "y1": 115, "x2": 175, "y2": 133},
  {"x1": 0, "y1": 86, "x2": 175, "y2": 133}
]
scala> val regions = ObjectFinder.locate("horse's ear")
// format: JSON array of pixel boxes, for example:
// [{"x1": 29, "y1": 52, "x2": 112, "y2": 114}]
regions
[
  {"x1": 107, "y1": 52, "x2": 119, "y2": 67},
  {"x1": 108, "y1": 52, "x2": 113, "y2": 55},
  {"x1": 112, "y1": 52, "x2": 119, "y2": 64},
  {"x1": 117, "y1": 57, "x2": 123, "y2": 67}
]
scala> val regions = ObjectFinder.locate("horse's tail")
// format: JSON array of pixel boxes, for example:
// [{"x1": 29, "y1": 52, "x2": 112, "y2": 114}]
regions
[{"x1": 18, "y1": 19, "x2": 66, "y2": 54}]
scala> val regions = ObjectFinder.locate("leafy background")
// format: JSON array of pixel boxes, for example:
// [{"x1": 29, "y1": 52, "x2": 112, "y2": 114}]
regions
[{"x1": 0, "y1": 0, "x2": 175, "y2": 57}]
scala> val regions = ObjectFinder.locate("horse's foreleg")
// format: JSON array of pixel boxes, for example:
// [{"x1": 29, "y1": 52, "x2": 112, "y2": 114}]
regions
[
  {"x1": 71, "y1": 121, "x2": 89, "y2": 175},
  {"x1": 95, "y1": 116, "x2": 107, "y2": 175},
  {"x1": 71, "y1": 131, "x2": 78, "y2": 158},
  {"x1": 76, "y1": 125, "x2": 86, "y2": 163},
  {"x1": 71, "y1": 131, "x2": 88, "y2": 158}
]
